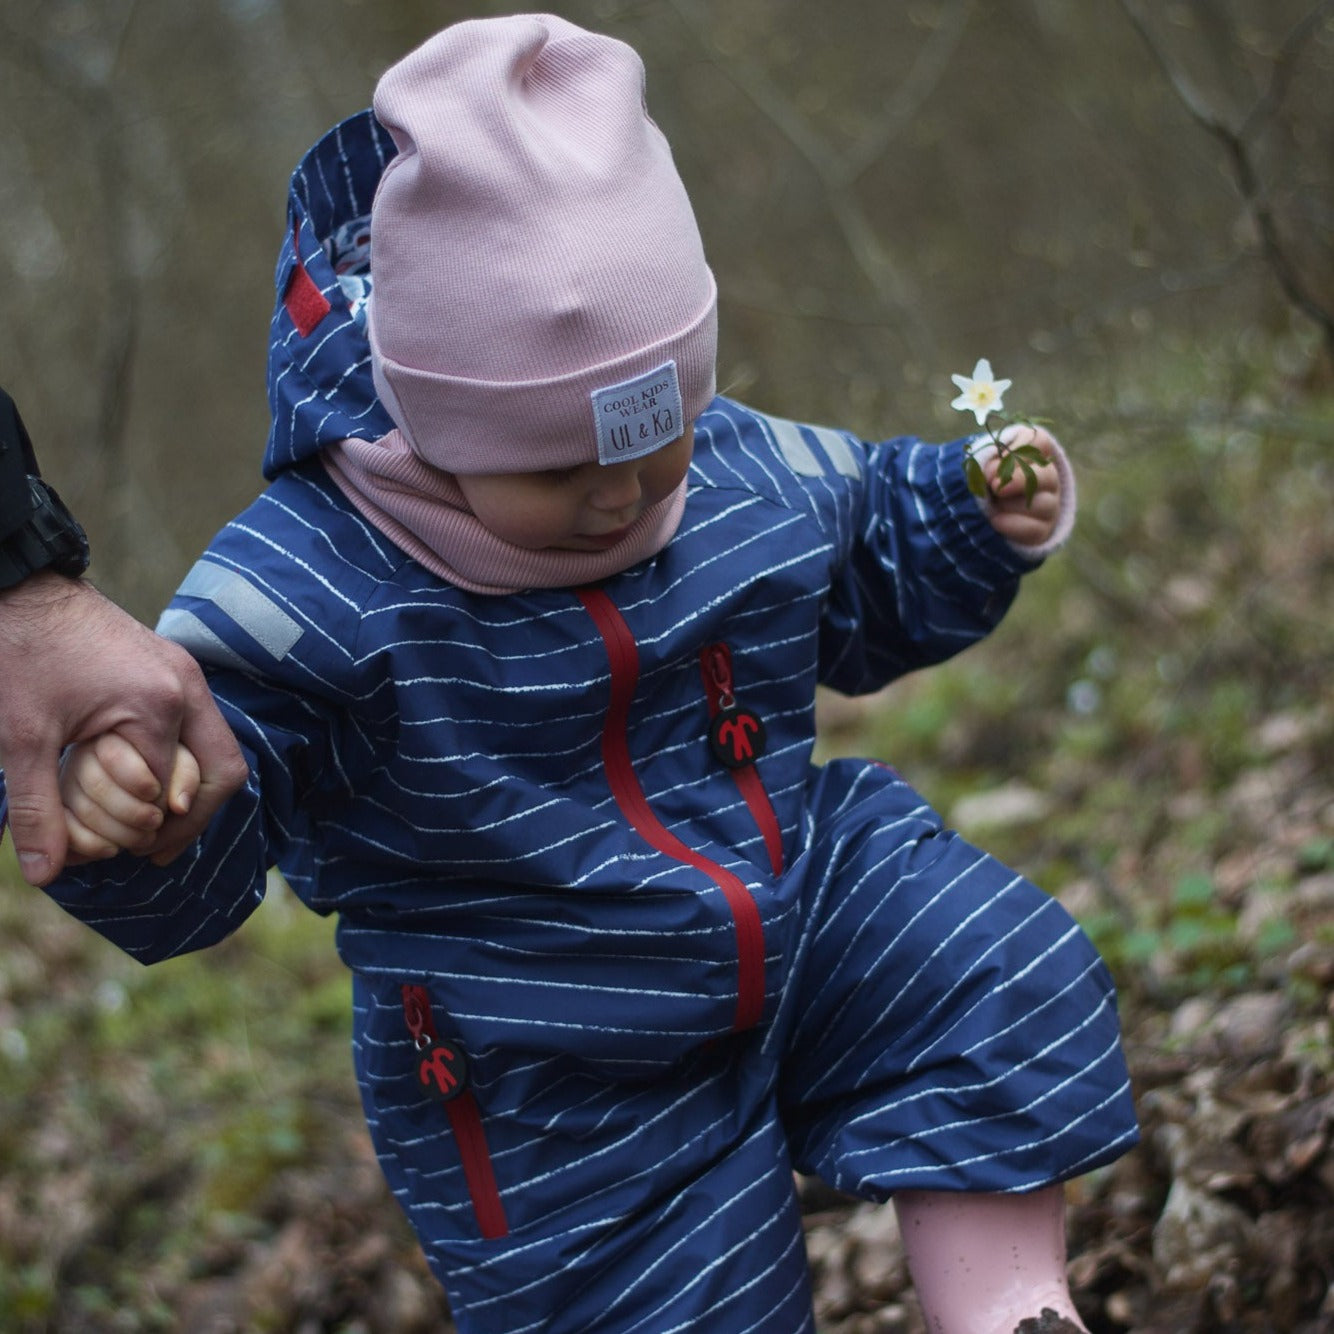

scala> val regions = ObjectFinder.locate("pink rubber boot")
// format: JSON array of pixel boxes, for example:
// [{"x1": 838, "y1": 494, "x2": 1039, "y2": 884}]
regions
[{"x1": 893, "y1": 1186, "x2": 1088, "y2": 1333}]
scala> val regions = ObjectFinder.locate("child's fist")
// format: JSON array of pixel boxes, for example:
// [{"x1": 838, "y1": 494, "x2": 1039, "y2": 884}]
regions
[
  {"x1": 981, "y1": 425, "x2": 1062, "y2": 549},
  {"x1": 61, "y1": 735, "x2": 201, "y2": 863}
]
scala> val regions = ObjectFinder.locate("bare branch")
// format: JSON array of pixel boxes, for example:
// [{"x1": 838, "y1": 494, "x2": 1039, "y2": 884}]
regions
[
  {"x1": 1115, "y1": 0, "x2": 1334, "y2": 355},
  {"x1": 846, "y1": 0, "x2": 975, "y2": 183},
  {"x1": 1113, "y1": 0, "x2": 1234, "y2": 135},
  {"x1": 665, "y1": 0, "x2": 947, "y2": 359},
  {"x1": 1241, "y1": 0, "x2": 1334, "y2": 141},
  {"x1": 0, "y1": 8, "x2": 145, "y2": 583}
]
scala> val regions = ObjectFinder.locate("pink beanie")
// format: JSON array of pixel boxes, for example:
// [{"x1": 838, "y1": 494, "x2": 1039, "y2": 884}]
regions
[{"x1": 367, "y1": 14, "x2": 718, "y2": 475}]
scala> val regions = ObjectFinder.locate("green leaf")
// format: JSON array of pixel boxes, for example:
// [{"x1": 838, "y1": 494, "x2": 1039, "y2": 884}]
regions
[
  {"x1": 1167, "y1": 914, "x2": 1233, "y2": 954},
  {"x1": 1298, "y1": 838, "x2": 1334, "y2": 872},
  {"x1": 1022, "y1": 460, "x2": 1039, "y2": 505},
  {"x1": 1255, "y1": 916, "x2": 1297, "y2": 955},
  {"x1": 1172, "y1": 871, "x2": 1215, "y2": 910},
  {"x1": 964, "y1": 453, "x2": 988, "y2": 498},
  {"x1": 1013, "y1": 444, "x2": 1052, "y2": 465},
  {"x1": 1121, "y1": 928, "x2": 1163, "y2": 965}
]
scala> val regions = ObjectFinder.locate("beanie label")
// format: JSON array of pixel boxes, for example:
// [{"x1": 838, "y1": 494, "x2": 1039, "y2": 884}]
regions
[{"x1": 591, "y1": 361, "x2": 684, "y2": 467}]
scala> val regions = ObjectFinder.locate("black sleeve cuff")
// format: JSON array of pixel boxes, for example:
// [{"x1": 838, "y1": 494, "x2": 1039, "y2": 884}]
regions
[
  {"x1": 0, "y1": 476, "x2": 91, "y2": 590},
  {"x1": 0, "y1": 387, "x2": 42, "y2": 540}
]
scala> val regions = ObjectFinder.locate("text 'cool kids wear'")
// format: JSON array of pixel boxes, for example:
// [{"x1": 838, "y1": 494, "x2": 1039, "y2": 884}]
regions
[{"x1": 29, "y1": 17, "x2": 1137, "y2": 1333}]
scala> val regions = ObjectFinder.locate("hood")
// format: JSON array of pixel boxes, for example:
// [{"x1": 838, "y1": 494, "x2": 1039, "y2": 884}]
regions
[{"x1": 263, "y1": 110, "x2": 398, "y2": 479}]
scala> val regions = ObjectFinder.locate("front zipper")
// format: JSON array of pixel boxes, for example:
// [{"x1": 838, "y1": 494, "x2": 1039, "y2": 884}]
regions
[
  {"x1": 576, "y1": 587, "x2": 766, "y2": 1034},
  {"x1": 700, "y1": 643, "x2": 785, "y2": 878},
  {"x1": 402, "y1": 984, "x2": 509, "y2": 1241}
]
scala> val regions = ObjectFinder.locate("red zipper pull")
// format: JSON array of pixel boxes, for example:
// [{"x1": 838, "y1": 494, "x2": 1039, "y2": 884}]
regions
[
  {"x1": 400, "y1": 988, "x2": 507, "y2": 1240},
  {"x1": 703, "y1": 643, "x2": 734, "y2": 712},
  {"x1": 700, "y1": 643, "x2": 767, "y2": 769},
  {"x1": 403, "y1": 984, "x2": 435, "y2": 1045},
  {"x1": 402, "y1": 985, "x2": 469, "y2": 1103}
]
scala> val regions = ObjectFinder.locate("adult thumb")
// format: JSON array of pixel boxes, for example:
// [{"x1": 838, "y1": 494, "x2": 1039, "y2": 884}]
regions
[{"x1": 2, "y1": 748, "x2": 70, "y2": 887}]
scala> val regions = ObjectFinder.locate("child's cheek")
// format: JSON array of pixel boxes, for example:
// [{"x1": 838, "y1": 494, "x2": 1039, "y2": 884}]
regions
[{"x1": 499, "y1": 492, "x2": 572, "y2": 549}]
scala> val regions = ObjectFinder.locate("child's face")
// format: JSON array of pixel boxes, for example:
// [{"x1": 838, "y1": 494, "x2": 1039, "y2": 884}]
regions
[{"x1": 456, "y1": 429, "x2": 693, "y2": 552}]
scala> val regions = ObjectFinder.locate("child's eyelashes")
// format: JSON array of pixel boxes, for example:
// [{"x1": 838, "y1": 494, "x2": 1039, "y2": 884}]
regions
[{"x1": 538, "y1": 466, "x2": 583, "y2": 485}]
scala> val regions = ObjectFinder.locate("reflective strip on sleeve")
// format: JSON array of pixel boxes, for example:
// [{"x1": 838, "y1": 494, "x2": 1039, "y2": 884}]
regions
[
  {"x1": 155, "y1": 608, "x2": 265, "y2": 674},
  {"x1": 173, "y1": 560, "x2": 303, "y2": 660}
]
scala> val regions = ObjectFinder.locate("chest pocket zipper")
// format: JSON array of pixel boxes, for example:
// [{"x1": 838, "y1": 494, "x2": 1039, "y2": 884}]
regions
[
  {"x1": 577, "y1": 587, "x2": 766, "y2": 1033},
  {"x1": 700, "y1": 643, "x2": 785, "y2": 878},
  {"x1": 402, "y1": 985, "x2": 508, "y2": 1241}
]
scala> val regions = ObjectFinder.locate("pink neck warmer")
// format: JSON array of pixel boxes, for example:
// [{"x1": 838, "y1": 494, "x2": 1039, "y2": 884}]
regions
[{"x1": 323, "y1": 431, "x2": 686, "y2": 595}]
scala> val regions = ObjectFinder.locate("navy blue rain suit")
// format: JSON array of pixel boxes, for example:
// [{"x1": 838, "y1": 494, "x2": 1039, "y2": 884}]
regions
[{"x1": 25, "y1": 112, "x2": 1137, "y2": 1332}]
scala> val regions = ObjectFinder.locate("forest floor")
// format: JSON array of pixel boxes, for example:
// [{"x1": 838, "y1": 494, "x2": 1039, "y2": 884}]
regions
[{"x1": 1, "y1": 347, "x2": 1331, "y2": 1332}]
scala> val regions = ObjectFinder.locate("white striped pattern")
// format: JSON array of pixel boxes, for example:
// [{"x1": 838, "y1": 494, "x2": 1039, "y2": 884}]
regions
[{"x1": 33, "y1": 107, "x2": 1137, "y2": 1332}]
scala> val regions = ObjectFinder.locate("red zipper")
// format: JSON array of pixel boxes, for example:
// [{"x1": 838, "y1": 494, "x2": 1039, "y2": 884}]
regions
[
  {"x1": 699, "y1": 643, "x2": 785, "y2": 877},
  {"x1": 402, "y1": 985, "x2": 508, "y2": 1241},
  {"x1": 576, "y1": 588, "x2": 766, "y2": 1033}
]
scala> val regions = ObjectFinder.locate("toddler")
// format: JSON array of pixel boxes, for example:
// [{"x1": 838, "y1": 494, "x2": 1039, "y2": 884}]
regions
[{"x1": 43, "y1": 16, "x2": 1137, "y2": 1333}]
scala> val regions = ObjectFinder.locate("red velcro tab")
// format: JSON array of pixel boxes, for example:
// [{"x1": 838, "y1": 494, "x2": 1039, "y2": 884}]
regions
[{"x1": 283, "y1": 230, "x2": 331, "y2": 338}]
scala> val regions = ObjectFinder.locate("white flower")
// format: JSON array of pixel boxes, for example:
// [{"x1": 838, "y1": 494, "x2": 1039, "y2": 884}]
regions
[{"x1": 950, "y1": 358, "x2": 1012, "y2": 425}]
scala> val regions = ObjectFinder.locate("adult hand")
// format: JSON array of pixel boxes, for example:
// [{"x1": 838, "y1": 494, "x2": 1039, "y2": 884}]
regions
[{"x1": 0, "y1": 572, "x2": 247, "y2": 886}]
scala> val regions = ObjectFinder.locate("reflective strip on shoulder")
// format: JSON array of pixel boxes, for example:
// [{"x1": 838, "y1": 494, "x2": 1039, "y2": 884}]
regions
[
  {"x1": 764, "y1": 416, "x2": 823, "y2": 477},
  {"x1": 807, "y1": 425, "x2": 862, "y2": 479},
  {"x1": 171, "y1": 559, "x2": 304, "y2": 660},
  {"x1": 763, "y1": 416, "x2": 862, "y2": 480}
]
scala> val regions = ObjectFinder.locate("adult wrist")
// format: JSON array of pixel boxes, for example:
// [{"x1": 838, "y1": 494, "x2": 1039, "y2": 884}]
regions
[{"x1": 0, "y1": 567, "x2": 89, "y2": 625}]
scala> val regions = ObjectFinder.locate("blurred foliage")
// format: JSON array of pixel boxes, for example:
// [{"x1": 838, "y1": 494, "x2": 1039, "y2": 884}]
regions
[
  {"x1": 818, "y1": 329, "x2": 1334, "y2": 1018},
  {"x1": 0, "y1": 867, "x2": 360, "y2": 1327},
  {"x1": 0, "y1": 0, "x2": 1331, "y2": 617},
  {"x1": 1, "y1": 334, "x2": 1331, "y2": 1326},
  {"x1": 1, "y1": 1, "x2": 1333, "y2": 1328}
]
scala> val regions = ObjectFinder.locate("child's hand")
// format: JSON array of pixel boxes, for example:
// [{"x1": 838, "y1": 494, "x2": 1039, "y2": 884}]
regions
[
  {"x1": 60, "y1": 734, "x2": 201, "y2": 863},
  {"x1": 979, "y1": 425, "x2": 1062, "y2": 548}
]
